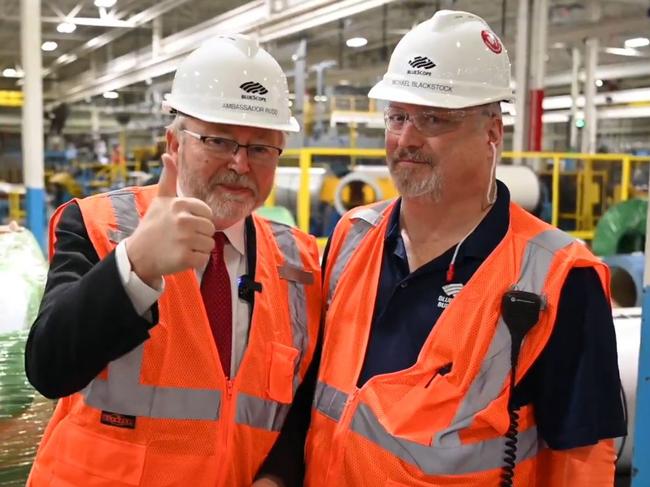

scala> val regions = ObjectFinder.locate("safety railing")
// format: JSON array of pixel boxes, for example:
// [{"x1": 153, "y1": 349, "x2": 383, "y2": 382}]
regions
[
  {"x1": 503, "y1": 152, "x2": 650, "y2": 241},
  {"x1": 277, "y1": 149, "x2": 650, "y2": 243},
  {"x1": 328, "y1": 96, "x2": 378, "y2": 113},
  {"x1": 0, "y1": 183, "x2": 26, "y2": 224},
  {"x1": 279, "y1": 148, "x2": 386, "y2": 235}
]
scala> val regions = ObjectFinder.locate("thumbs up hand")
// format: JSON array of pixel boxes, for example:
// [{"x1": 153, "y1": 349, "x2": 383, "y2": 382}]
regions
[
  {"x1": 125, "y1": 153, "x2": 216, "y2": 287},
  {"x1": 156, "y1": 152, "x2": 180, "y2": 198}
]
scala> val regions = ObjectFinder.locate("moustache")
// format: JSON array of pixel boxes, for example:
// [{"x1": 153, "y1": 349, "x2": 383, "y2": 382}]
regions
[
  {"x1": 209, "y1": 170, "x2": 257, "y2": 194},
  {"x1": 388, "y1": 149, "x2": 436, "y2": 166}
]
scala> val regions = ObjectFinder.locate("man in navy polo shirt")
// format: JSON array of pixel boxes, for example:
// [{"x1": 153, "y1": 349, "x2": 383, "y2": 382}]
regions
[
  {"x1": 259, "y1": 10, "x2": 625, "y2": 487},
  {"x1": 303, "y1": 10, "x2": 625, "y2": 487}
]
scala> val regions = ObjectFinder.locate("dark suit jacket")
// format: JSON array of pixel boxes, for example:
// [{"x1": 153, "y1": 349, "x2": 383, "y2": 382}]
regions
[{"x1": 25, "y1": 202, "x2": 314, "y2": 486}]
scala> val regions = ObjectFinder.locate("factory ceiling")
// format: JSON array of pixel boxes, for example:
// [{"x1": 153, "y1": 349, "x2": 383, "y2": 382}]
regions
[{"x1": 0, "y1": 0, "x2": 649, "y2": 132}]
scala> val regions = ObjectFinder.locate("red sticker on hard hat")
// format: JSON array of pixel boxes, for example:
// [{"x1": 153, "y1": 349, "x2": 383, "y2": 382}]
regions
[{"x1": 481, "y1": 30, "x2": 502, "y2": 54}]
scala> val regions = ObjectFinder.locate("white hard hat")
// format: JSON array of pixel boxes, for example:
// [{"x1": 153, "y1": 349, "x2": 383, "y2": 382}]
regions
[
  {"x1": 163, "y1": 34, "x2": 299, "y2": 132},
  {"x1": 368, "y1": 10, "x2": 513, "y2": 109}
]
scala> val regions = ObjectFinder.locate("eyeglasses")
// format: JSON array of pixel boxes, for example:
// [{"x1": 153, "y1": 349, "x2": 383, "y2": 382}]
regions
[
  {"x1": 181, "y1": 129, "x2": 283, "y2": 165},
  {"x1": 384, "y1": 107, "x2": 490, "y2": 137}
]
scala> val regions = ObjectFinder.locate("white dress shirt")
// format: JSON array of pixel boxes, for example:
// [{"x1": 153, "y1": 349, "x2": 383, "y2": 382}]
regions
[{"x1": 115, "y1": 219, "x2": 251, "y2": 378}]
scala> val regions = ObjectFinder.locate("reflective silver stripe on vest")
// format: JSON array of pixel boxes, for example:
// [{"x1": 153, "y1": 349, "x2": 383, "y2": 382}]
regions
[
  {"x1": 269, "y1": 222, "x2": 312, "y2": 384},
  {"x1": 84, "y1": 192, "x2": 216, "y2": 421},
  {"x1": 83, "y1": 193, "x2": 312, "y2": 427},
  {"x1": 235, "y1": 392, "x2": 292, "y2": 432},
  {"x1": 106, "y1": 191, "x2": 140, "y2": 243},
  {"x1": 314, "y1": 380, "x2": 348, "y2": 422},
  {"x1": 83, "y1": 345, "x2": 222, "y2": 419},
  {"x1": 314, "y1": 228, "x2": 575, "y2": 473},
  {"x1": 328, "y1": 200, "x2": 393, "y2": 306},
  {"x1": 84, "y1": 191, "x2": 224, "y2": 419},
  {"x1": 312, "y1": 383, "x2": 539, "y2": 475},
  {"x1": 352, "y1": 403, "x2": 539, "y2": 475},
  {"x1": 434, "y1": 228, "x2": 575, "y2": 447}
]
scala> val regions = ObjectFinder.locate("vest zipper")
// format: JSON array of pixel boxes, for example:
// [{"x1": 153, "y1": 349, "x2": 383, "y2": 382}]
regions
[
  {"x1": 325, "y1": 387, "x2": 361, "y2": 483},
  {"x1": 216, "y1": 379, "x2": 235, "y2": 486}
]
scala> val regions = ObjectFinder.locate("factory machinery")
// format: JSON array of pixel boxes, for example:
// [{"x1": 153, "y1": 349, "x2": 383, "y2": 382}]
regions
[
  {"x1": 0, "y1": 223, "x2": 641, "y2": 479},
  {"x1": 1, "y1": 148, "x2": 650, "y2": 483}
]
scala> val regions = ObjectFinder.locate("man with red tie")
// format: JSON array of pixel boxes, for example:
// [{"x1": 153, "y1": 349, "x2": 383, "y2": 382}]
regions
[{"x1": 25, "y1": 35, "x2": 321, "y2": 487}]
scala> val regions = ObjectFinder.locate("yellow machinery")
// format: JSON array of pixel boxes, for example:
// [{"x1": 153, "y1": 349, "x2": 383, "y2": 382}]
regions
[
  {"x1": 273, "y1": 149, "x2": 650, "y2": 247},
  {"x1": 48, "y1": 172, "x2": 84, "y2": 199},
  {"x1": 502, "y1": 152, "x2": 650, "y2": 240},
  {"x1": 5, "y1": 146, "x2": 650, "y2": 242},
  {"x1": 8, "y1": 187, "x2": 25, "y2": 221},
  {"x1": 0, "y1": 183, "x2": 26, "y2": 223}
]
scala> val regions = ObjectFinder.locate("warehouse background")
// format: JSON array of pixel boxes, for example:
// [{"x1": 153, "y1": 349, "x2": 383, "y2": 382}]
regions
[{"x1": 1, "y1": 0, "x2": 650, "y2": 485}]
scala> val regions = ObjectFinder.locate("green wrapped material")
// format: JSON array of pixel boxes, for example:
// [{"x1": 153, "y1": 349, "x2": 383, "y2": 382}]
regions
[
  {"x1": 0, "y1": 331, "x2": 35, "y2": 419},
  {"x1": 0, "y1": 228, "x2": 47, "y2": 418},
  {"x1": 592, "y1": 199, "x2": 647, "y2": 256},
  {"x1": 255, "y1": 205, "x2": 297, "y2": 227},
  {"x1": 0, "y1": 394, "x2": 53, "y2": 485},
  {"x1": 0, "y1": 228, "x2": 50, "y2": 485},
  {"x1": 0, "y1": 228, "x2": 47, "y2": 334}
]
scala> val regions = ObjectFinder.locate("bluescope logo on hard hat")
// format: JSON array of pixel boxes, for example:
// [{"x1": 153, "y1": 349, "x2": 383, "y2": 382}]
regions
[
  {"x1": 240, "y1": 81, "x2": 268, "y2": 102},
  {"x1": 407, "y1": 56, "x2": 436, "y2": 76}
]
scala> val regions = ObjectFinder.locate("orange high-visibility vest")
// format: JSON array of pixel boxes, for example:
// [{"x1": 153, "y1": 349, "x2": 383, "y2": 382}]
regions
[
  {"x1": 305, "y1": 199, "x2": 611, "y2": 486},
  {"x1": 28, "y1": 186, "x2": 321, "y2": 487}
]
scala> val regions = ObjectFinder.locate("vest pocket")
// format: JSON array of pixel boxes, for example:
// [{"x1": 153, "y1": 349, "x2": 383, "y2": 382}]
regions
[
  {"x1": 266, "y1": 342, "x2": 299, "y2": 404},
  {"x1": 52, "y1": 418, "x2": 146, "y2": 486}
]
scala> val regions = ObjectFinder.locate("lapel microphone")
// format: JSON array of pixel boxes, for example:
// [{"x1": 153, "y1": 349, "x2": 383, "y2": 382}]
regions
[{"x1": 237, "y1": 275, "x2": 263, "y2": 304}]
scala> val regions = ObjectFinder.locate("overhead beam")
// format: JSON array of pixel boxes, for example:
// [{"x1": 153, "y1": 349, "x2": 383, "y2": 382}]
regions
[
  {"x1": 545, "y1": 61, "x2": 650, "y2": 87},
  {"x1": 551, "y1": 16, "x2": 650, "y2": 44},
  {"x1": 43, "y1": 0, "x2": 192, "y2": 77},
  {"x1": 47, "y1": 0, "x2": 399, "y2": 106},
  {"x1": 41, "y1": 16, "x2": 139, "y2": 28}
]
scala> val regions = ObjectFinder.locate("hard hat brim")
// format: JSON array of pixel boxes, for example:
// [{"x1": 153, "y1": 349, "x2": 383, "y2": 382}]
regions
[
  {"x1": 162, "y1": 100, "x2": 300, "y2": 133},
  {"x1": 368, "y1": 79, "x2": 514, "y2": 109}
]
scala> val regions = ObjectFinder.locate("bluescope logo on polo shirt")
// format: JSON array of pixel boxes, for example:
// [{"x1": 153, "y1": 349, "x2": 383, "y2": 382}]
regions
[{"x1": 437, "y1": 283, "x2": 463, "y2": 309}]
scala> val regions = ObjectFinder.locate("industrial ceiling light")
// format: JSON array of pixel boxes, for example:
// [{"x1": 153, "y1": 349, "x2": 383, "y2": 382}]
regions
[
  {"x1": 103, "y1": 91, "x2": 119, "y2": 99},
  {"x1": 94, "y1": 0, "x2": 117, "y2": 7},
  {"x1": 604, "y1": 47, "x2": 643, "y2": 57},
  {"x1": 2, "y1": 68, "x2": 22, "y2": 78},
  {"x1": 542, "y1": 87, "x2": 650, "y2": 110},
  {"x1": 595, "y1": 79, "x2": 604, "y2": 87},
  {"x1": 41, "y1": 41, "x2": 58, "y2": 52},
  {"x1": 57, "y1": 22, "x2": 76, "y2": 34},
  {"x1": 624, "y1": 37, "x2": 649, "y2": 49},
  {"x1": 346, "y1": 37, "x2": 367, "y2": 48}
]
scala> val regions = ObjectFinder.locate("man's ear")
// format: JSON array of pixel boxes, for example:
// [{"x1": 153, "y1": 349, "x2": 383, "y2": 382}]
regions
[
  {"x1": 487, "y1": 115, "x2": 504, "y2": 147},
  {"x1": 166, "y1": 127, "x2": 180, "y2": 154}
]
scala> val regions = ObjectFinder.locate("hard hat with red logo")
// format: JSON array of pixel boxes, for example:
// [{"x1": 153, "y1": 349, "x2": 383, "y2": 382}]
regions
[
  {"x1": 368, "y1": 10, "x2": 513, "y2": 109},
  {"x1": 163, "y1": 34, "x2": 299, "y2": 132}
]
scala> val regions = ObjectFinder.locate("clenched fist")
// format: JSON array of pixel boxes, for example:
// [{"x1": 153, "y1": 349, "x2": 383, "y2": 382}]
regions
[{"x1": 125, "y1": 153, "x2": 216, "y2": 287}]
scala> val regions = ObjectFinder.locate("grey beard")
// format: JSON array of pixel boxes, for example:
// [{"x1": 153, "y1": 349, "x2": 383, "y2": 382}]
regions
[
  {"x1": 208, "y1": 192, "x2": 256, "y2": 221},
  {"x1": 387, "y1": 150, "x2": 442, "y2": 200},
  {"x1": 180, "y1": 165, "x2": 259, "y2": 222}
]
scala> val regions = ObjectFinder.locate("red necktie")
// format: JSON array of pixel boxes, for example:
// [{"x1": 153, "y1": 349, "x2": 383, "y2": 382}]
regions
[{"x1": 200, "y1": 232, "x2": 232, "y2": 377}]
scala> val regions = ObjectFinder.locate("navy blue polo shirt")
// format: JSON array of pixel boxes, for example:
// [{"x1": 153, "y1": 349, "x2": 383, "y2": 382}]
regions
[{"x1": 357, "y1": 180, "x2": 626, "y2": 449}]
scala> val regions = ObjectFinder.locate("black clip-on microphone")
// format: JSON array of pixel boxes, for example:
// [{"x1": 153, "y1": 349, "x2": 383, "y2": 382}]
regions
[{"x1": 238, "y1": 275, "x2": 263, "y2": 303}]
